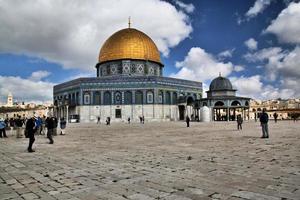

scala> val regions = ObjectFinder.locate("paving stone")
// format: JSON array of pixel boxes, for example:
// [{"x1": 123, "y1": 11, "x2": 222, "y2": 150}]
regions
[
  {"x1": 21, "y1": 192, "x2": 39, "y2": 200},
  {"x1": 231, "y1": 190, "x2": 281, "y2": 200}
]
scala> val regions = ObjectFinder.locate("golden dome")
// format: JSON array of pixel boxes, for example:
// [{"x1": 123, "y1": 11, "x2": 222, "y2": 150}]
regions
[{"x1": 99, "y1": 28, "x2": 162, "y2": 65}]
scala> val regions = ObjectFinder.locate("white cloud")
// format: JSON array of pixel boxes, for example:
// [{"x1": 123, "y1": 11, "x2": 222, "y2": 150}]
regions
[
  {"x1": 245, "y1": 0, "x2": 272, "y2": 19},
  {"x1": 0, "y1": 0, "x2": 193, "y2": 70},
  {"x1": 175, "y1": 0, "x2": 195, "y2": 13},
  {"x1": 230, "y1": 75, "x2": 296, "y2": 100},
  {"x1": 0, "y1": 75, "x2": 54, "y2": 104},
  {"x1": 264, "y1": 2, "x2": 300, "y2": 44},
  {"x1": 234, "y1": 65, "x2": 245, "y2": 72},
  {"x1": 171, "y1": 47, "x2": 234, "y2": 82},
  {"x1": 230, "y1": 75, "x2": 263, "y2": 98},
  {"x1": 218, "y1": 49, "x2": 235, "y2": 59},
  {"x1": 244, "y1": 46, "x2": 300, "y2": 81},
  {"x1": 244, "y1": 38, "x2": 258, "y2": 50},
  {"x1": 29, "y1": 70, "x2": 51, "y2": 82},
  {"x1": 243, "y1": 46, "x2": 300, "y2": 98}
]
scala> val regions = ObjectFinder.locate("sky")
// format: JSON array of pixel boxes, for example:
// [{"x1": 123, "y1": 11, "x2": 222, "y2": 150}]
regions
[{"x1": 0, "y1": 0, "x2": 300, "y2": 104}]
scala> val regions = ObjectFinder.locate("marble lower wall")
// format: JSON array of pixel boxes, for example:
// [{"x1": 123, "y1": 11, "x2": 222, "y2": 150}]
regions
[{"x1": 77, "y1": 105, "x2": 180, "y2": 123}]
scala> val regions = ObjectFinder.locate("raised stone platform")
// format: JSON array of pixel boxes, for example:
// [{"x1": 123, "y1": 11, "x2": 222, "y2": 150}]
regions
[{"x1": 0, "y1": 121, "x2": 299, "y2": 199}]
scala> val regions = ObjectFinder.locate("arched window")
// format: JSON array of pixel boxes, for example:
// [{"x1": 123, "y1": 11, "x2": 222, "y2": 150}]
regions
[
  {"x1": 84, "y1": 93, "x2": 90, "y2": 105},
  {"x1": 103, "y1": 91, "x2": 111, "y2": 105},
  {"x1": 124, "y1": 91, "x2": 132, "y2": 104},
  {"x1": 165, "y1": 91, "x2": 171, "y2": 104},
  {"x1": 94, "y1": 91, "x2": 101, "y2": 105},
  {"x1": 158, "y1": 90, "x2": 163, "y2": 104},
  {"x1": 187, "y1": 96, "x2": 194, "y2": 106},
  {"x1": 135, "y1": 91, "x2": 143, "y2": 104},
  {"x1": 147, "y1": 91, "x2": 154, "y2": 104},
  {"x1": 215, "y1": 101, "x2": 224, "y2": 107},
  {"x1": 231, "y1": 100, "x2": 241, "y2": 106},
  {"x1": 203, "y1": 102, "x2": 208, "y2": 106},
  {"x1": 245, "y1": 101, "x2": 249, "y2": 106},
  {"x1": 172, "y1": 92, "x2": 177, "y2": 105},
  {"x1": 114, "y1": 91, "x2": 122, "y2": 105}
]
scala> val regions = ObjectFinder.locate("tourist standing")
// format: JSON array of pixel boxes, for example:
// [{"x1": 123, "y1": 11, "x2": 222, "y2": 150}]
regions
[
  {"x1": 15, "y1": 115, "x2": 23, "y2": 138},
  {"x1": 25, "y1": 115, "x2": 36, "y2": 152},
  {"x1": 237, "y1": 114, "x2": 243, "y2": 130},
  {"x1": 45, "y1": 116, "x2": 55, "y2": 144},
  {"x1": 260, "y1": 108, "x2": 269, "y2": 138},
  {"x1": 106, "y1": 117, "x2": 111, "y2": 125},
  {"x1": 41, "y1": 115, "x2": 46, "y2": 135},
  {"x1": 60, "y1": 117, "x2": 66, "y2": 135},
  {"x1": 128, "y1": 117, "x2": 130, "y2": 124},
  {"x1": 35, "y1": 115, "x2": 42, "y2": 135},
  {"x1": 186, "y1": 115, "x2": 190, "y2": 127},
  {"x1": 97, "y1": 116, "x2": 100, "y2": 124},
  {"x1": 0, "y1": 118, "x2": 7, "y2": 138},
  {"x1": 273, "y1": 112, "x2": 278, "y2": 123}
]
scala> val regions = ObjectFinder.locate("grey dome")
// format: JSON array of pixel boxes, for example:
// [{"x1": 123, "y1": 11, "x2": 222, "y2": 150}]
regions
[{"x1": 209, "y1": 76, "x2": 233, "y2": 91}]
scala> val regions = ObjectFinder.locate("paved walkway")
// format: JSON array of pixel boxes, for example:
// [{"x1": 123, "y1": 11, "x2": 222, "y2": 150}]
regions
[{"x1": 0, "y1": 121, "x2": 299, "y2": 200}]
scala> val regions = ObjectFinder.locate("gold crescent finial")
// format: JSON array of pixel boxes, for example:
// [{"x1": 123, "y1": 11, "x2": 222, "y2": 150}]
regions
[{"x1": 128, "y1": 16, "x2": 131, "y2": 28}]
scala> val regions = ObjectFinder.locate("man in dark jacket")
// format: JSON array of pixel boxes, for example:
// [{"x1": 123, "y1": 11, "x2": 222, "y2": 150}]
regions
[
  {"x1": 237, "y1": 114, "x2": 243, "y2": 130},
  {"x1": 260, "y1": 108, "x2": 269, "y2": 138},
  {"x1": 45, "y1": 116, "x2": 55, "y2": 144},
  {"x1": 25, "y1": 116, "x2": 36, "y2": 152},
  {"x1": 15, "y1": 115, "x2": 23, "y2": 138},
  {"x1": 186, "y1": 115, "x2": 190, "y2": 127}
]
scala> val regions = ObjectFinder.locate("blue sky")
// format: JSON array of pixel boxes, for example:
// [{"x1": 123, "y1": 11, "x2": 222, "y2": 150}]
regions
[{"x1": 0, "y1": 0, "x2": 299, "y2": 103}]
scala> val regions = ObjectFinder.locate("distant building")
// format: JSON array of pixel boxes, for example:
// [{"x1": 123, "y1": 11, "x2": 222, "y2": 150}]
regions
[
  {"x1": 249, "y1": 99, "x2": 300, "y2": 120},
  {"x1": 6, "y1": 92, "x2": 13, "y2": 107}
]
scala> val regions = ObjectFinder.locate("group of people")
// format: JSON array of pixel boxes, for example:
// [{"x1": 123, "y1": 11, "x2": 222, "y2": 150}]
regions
[
  {"x1": 96, "y1": 116, "x2": 146, "y2": 125},
  {"x1": 236, "y1": 108, "x2": 269, "y2": 138},
  {"x1": 0, "y1": 114, "x2": 67, "y2": 152}
]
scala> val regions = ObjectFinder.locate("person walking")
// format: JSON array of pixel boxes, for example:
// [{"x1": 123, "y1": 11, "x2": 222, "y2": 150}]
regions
[
  {"x1": 60, "y1": 117, "x2": 67, "y2": 135},
  {"x1": 186, "y1": 115, "x2": 190, "y2": 127},
  {"x1": 142, "y1": 116, "x2": 145, "y2": 124},
  {"x1": 45, "y1": 116, "x2": 55, "y2": 144},
  {"x1": 97, "y1": 116, "x2": 100, "y2": 124},
  {"x1": 260, "y1": 108, "x2": 269, "y2": 138},
  {"x1": 237, "y1": 114, "x2": 243, "y2": 130},
  {"x1": 35, "y1": 115, "x2": 42, "y2": 135},
  {"x1": 41, "y1": 115, "x2": 46, "y2": 135},
  {"x1": 25, "y1": 115, "x2": 36, "y2": 152},
  {"x1": 0, "y1": 118, "x2": 7, "y2": 138},
  {"x1": 273, "y1": 112, "x2": 278, "y2": 123},
  {"x1": 127, "y1": 117, "x2": 130, "y2": 124},
  {"x1": 15, "y1": 115, "x2": 23, "y2": 138}
]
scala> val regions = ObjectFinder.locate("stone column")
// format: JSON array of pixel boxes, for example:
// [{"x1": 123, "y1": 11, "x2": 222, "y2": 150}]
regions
[
  {"x1": 132, "y1": 91, "x2": 135, "y2": 121},
  {"x1": 100, "y1": 91, "x2": 104, "y2": 105},
  {"x1": 121, "y1": 91, "x2": 125, "y2": 104},
  {"x1": 132, "y1": 91, "x2": 135, "y2": 104},
  {"x1": 90, "y1": 91, "x2": 94, "y2": 105},
  {"x1": 143, "y1": 90, "x2": 147, "y2": 105},
  {"x1": 79, "y1": 90, "x2": 83, "y2": 105},
  {"x1": 111, "y1": 91, "x2": 114, "y2": 105},
  {"x1": 66, "y1": 105, "x2": 69, "y2": 123}
]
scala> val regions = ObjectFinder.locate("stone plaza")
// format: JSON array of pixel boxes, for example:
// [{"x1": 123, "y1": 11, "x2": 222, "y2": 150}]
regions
[{"x1": 0, "y1": 121, "x2": 299, "y2": 200}]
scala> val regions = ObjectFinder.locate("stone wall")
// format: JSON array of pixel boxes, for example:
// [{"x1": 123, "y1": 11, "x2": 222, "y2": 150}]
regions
[{"x1": 78, "y1": 104, "x2": 179, "y2": 123}]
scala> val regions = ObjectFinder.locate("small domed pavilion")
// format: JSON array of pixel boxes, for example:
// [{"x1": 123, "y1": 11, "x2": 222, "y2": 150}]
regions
[{"x1": 197, "y1": 74, "x2": 250, "y2": 121}]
